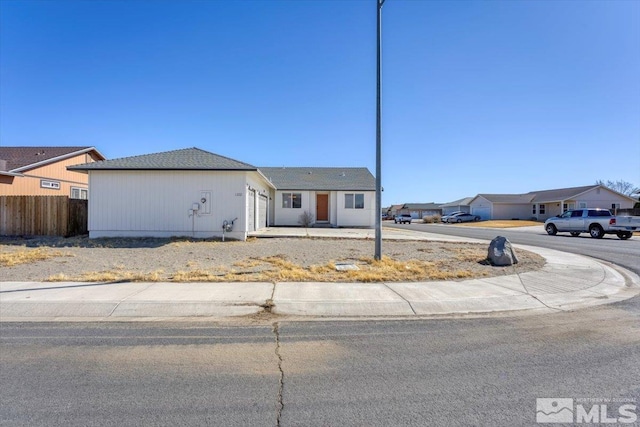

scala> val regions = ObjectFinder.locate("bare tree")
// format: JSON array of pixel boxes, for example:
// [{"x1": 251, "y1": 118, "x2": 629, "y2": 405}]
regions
[
  {"x1": 595, "y1": 179, "x2": 640, "y2": 196},
  {"x1": 298, "y1": 211, "x2": 315, "y2": 227}
]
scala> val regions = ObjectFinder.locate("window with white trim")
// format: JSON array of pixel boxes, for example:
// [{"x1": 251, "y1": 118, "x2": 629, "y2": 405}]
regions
[
  {"x1": 532, "y1": 205, "x2": 536, "y2": 214},
  {"x1": 539, "y1": 204, "x2": 546, "y2": 214},
  {"x1": 282, "y1": 193, "x2": 301, "y2": 209},
  {"x1": 345, "y1": 193, "x2": 364, "y2": 209},
  {"x1": 70, "y1": 187, "x2": 88, "y2": 200}
]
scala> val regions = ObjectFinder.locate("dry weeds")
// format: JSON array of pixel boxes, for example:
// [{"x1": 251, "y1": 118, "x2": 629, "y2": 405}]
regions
[{"x1": 0, "y1": 248, "x2": 71, "y2": 267}]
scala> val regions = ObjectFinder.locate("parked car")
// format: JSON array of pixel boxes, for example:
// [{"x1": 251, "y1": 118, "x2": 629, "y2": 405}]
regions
[
  {"x1": 544, "y1": 208, "x2": 638, "y2": 239},
  {"x1": 441, "y1": 211, "x2": 465, "y2": 223},
  {"x1": 446, "y1": 213, "x2": 480, "y2": 223},
  {"x1": 394, "y1": 214, "x2": 412, "y2": 224}
]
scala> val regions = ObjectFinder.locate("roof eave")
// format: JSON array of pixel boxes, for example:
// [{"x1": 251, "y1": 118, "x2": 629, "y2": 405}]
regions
[{"x1": 13, "y1": 147, "x2": 105, "y2": 172}]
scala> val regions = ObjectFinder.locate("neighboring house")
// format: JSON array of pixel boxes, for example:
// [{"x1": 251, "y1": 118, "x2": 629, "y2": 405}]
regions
[
  {"x1": 440, "y1": 197, "x2": 473, "y2": 215},
  {"x1": 469, "y1": 185, "x2": 636, "y2": 221},
  {"x1": 68, "y1": 148, "x2": 375, "y2": 240},
  {"x1": 386, "y1": 204, "x2": 404, "y2": 217},
  {"x1": 256, "y1": 167, "x2": 375, "y2": 228},
  {"x1": 397, "y1": 203, "x2": 443, "y2": 219},
  {"x1": 0, "y1": 146, "x2": 105, "y2": 198}
]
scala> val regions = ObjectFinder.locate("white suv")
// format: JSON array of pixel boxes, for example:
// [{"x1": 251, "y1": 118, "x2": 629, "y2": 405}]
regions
[{"x1": 394, "y1": 214, "x2": 412, "y2": 224}]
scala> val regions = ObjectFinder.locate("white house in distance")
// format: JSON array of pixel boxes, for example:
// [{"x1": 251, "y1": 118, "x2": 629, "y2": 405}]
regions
[
  {"x1": 468, "y1": 185, "x2": 636, "y2": 221},
  {"x1": 68, "y1": 147, "x2": 375, "y2": 240}
]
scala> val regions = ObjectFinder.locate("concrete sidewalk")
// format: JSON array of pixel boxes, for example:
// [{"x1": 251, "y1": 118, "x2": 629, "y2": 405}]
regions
[{"x1": 2, "y1": 242, "x2": 639, "y2": 321}]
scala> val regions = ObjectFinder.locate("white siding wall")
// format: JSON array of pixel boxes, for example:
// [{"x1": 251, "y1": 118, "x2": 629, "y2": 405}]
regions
[
  {"x1": 470, "y1": 197, "x2": 492, "y2": 220},
  {"x1": 492, "y1": 204, "x2": 532, "y2": 220},
  {"x1": 272, "y1": 190, "x2": 311, "y2": 226},
  {"x1": 88, "y1": 170, "x2": 250, "y2": 240},
  {"x1": 336, "y1": 191, "x2": 375, "y2": 227}
]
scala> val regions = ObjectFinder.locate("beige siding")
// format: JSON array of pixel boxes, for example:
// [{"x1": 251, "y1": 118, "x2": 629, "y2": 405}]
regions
[
  {"x1": 491, "y1": 204, "x2": 531, "y2": 220},
  {"x1": 574, "y1": 187, "x2": 635, "y2": 210},
  {"x1": 88, "y1": 170, "x2": 251, "y2": 240},
  {"x1": 0, "y1": 153, "x2": 97, "y2": 196}
]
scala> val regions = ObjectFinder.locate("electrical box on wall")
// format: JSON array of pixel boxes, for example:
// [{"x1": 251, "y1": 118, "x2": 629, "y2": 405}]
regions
[{"x1": 200, "y1": 191, "x2": 211, "y2": 215}]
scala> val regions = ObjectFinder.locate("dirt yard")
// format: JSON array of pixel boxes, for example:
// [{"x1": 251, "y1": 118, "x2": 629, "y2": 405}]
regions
[{"x1": 0, "y1": 236, "x2": 545, "y2": 283}]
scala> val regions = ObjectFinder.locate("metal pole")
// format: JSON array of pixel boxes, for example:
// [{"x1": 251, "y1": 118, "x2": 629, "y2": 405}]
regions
[{"x1": 375, "y1": 0, "x2": 385, "y2": 260}]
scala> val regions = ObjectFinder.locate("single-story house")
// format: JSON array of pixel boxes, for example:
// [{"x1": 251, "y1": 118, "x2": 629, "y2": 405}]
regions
[
  {"x1": 68, "y1": 147, "x2": 375, "y2": 240},
  {"x1": 397, "y1": 203, "x2": 443, "y2": 219},
  {"x1": 469, "y1": 185, "x2": 637, "y2": 221},
  {"x1": 386, "y1": 204, "x2": 405, "y2": 218},
  {"x1": 440, "y1": 197, "x2": 473, "y2": 216},
  {"x1": 0, "y1": 146, "x2": 105, "y2": 198},
  {"x1": 260, "y1": 167, "x2": 376, "y2": 228}
]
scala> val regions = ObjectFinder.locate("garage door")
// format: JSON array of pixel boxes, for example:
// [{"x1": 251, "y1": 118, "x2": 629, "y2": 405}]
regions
[
  {"x1": 248, "y1": 190, "x2": 256, "y2": 231},
  {"x1": 258, "y1": 194, "x2": 268, "y2": 229},
  {"x1": 472, "y1": 207, "x2": 491, "y2": 220}
]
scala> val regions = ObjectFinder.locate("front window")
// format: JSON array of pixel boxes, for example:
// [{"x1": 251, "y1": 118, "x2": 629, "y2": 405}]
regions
[
  {"x1": 282, "y1": 193, "x2": 301, "y2": 209},
  {"x1": 345, "y1": 193, "x2": 364, "y2": 209},
  {"x1": 539, "y1": 204, "x2": 546, "y2": 214},
  {"x1": 532, "y1": 205, "x2": 537, "y2": 214}
]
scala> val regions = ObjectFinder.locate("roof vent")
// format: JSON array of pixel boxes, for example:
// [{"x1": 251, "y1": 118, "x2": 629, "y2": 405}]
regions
[
  {"x1": 308, "y1": 171, "x2": 312, "y2": 175},
  {"x1": 340, "y1": 172, "x2": 346, "y2": 177}
]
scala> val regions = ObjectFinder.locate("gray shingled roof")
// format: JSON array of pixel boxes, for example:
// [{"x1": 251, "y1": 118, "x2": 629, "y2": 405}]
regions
[
  {"x1": 401, "y1": 203, "x2": 443, "y2": 210},
  {"x1": 473, "y1": 185, "x2": 611, "y2": 204},
  {"x1": 68, "y1": 147, "x2": 256, "y2": 171},
  {"x1": 0, "y1": 146, "x2": 103, "y2": 171},
  {"x1": 476, "y1": 194, "x2": 535, "y2": 203},
  {"x1": 440, "y1": 197, "x2": 474, "y2": 207},
  {"x1": 260, "y1": 167, "x2": 375, "y2": 191},
  {"x1": 529, "y1": 185, "x2": 599, "y2": 202}
]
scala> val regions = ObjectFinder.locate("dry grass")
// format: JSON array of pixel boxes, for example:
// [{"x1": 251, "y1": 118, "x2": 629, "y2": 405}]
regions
[
  {"x1": 47, "y1": 270, "x2": 165, "y2": 282},
  {"x1": 0, "y1": 248, "x2": 71, "y2": 267},
  {"x1": 456, "y1": 220, "x2": 542, "y2": 228},
  {"x1": 162, "y1": 254, "x2": 483, "y2": 283}
]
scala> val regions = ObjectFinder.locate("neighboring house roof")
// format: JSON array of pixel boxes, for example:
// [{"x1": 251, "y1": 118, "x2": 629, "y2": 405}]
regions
[
  {"x1": 529, "y1": 185, "x2": 601, "y2": 203},
  {"x1": 259, "y1": 167, "x2": 375, "y2": 191},
  {"x1": 0, "y1": 146, "x2": 105, "y2": 172},
  {"x1": 470, "y1": 184, "x2": 636, "y2": 205},
  {"x1": 401, "y1": 203, "x2": 443, "y2": 210},
  {"x1": 475, "y1": 194, "x2": 535, "y2": 204},
  {"x1": 440, "y1": 197, "x2": 473, "y2": 207},
  {"x1": 68, "y1": 147, "x2": 256, "y2": 171}
]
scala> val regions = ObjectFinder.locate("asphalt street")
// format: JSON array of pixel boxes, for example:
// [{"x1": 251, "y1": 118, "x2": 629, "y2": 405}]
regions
[
  {"x1": 387, "y1": 222, "x2": 640, "y2": 275},
  {"x1": 2, "y1": 225, "x2": 639, "y2": 426},
  {"x1": 2, "y1": 299, "x2": 639, "y2": 427}
]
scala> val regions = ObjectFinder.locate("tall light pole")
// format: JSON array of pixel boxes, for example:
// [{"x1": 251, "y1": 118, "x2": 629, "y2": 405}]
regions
[{"x1": 375, "y1": 0, "x2": 385, "y2": 260}]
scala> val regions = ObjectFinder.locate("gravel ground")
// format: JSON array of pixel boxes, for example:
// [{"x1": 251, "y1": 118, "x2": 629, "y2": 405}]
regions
[{"x1": 0, "y1": 236, "x2": 545, "y2": 282}]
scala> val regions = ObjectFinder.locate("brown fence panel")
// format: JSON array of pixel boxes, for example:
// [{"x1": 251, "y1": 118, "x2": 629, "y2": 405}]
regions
[{"x1": 0, "y1": 196, "x2": 86, "y2": 236}]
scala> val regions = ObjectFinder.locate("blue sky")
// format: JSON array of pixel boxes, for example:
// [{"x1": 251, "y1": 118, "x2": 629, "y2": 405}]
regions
[{"x1": 1, "y1": 0, "x2": 638, "y2": 206}]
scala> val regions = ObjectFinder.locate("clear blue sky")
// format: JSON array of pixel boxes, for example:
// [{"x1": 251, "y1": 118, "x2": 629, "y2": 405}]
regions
[{"x1": 1, "y1": 0, "x2": 639, "y2": 206}]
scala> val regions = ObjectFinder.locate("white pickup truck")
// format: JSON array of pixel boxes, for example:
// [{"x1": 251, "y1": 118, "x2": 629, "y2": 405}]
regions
[{"x1": 544, "y1": 208, "x2": 639, "y2": 240}]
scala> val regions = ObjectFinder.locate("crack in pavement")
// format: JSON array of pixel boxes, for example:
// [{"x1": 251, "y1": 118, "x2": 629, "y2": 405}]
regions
[{"x1": 272, "y1": 321, "x2": 284, "y2": 426}]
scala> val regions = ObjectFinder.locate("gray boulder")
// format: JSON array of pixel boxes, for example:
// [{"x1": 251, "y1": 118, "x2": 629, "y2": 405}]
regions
[{"x1": 488, "y1": 236, "x2": 519, "y2": 266}]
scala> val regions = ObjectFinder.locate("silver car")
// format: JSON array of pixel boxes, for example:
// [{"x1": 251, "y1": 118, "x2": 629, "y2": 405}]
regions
[{"x1": 446, "y1": 213, "x2": 480, "y2": 223}]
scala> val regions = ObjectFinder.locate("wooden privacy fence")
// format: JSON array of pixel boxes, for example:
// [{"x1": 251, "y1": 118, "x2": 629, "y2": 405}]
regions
[{"x1": 0, "y1": 196, "x2": 88, "y2": 237}]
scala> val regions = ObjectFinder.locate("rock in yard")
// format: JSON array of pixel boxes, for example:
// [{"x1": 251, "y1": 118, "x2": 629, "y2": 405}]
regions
[{"x1": 488, "y1": 236, "x2": 519, "y2": 266}]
